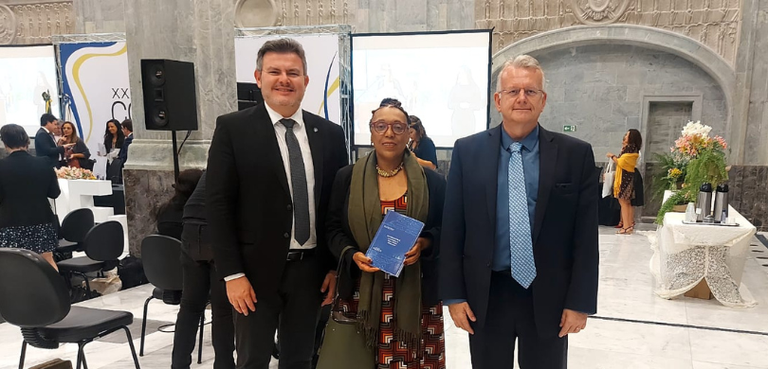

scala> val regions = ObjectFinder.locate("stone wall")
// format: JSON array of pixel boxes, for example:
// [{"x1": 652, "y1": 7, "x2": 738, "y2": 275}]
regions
[{"x1": 532, "y1": 44, "x2": 727, "y2": 160}]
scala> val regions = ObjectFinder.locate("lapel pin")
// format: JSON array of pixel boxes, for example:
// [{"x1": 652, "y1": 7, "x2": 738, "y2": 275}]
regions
[{"x1": 314, "y1": 127, "x2": 319, "y2": 133}]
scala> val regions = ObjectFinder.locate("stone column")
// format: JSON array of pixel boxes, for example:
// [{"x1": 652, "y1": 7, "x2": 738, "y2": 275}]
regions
[{"x1": 121, "y1": 0, "x2": 237, "y2": 255}]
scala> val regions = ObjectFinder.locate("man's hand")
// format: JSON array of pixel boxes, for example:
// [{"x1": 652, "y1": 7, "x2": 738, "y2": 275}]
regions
[
  {"x1": 404, "y1": 237, "x2": 430, "y2": 266},
  {"x1": 558, "y1": 309, "x2": 588, "y2": 338},
  {"x1": 320, "y1": 271, "x2": 337, "y2": 306},
  {"x1": 226, "y1": 276, "x2": 257, "y2": 316},
  {"x1": 352, "y1": 251, "x2": 380, "y2": 273},
  {"x1": 448, "y1": 302, "x2": 476, "y2": 335}
]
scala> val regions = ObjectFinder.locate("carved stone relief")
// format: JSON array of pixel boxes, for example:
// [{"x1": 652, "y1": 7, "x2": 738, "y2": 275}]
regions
[
  {"x1": 0, "y1": 5, "x2": 17, "y2": 44},
  {"x1": 2, "y1": 1, "x2": 74, "y2": 45},
  {"x1": 477, "y1": 0, "x2": 741, "y2": 64},
  {"x1": 570, "y1": 0, "x2": 632, "y2": 24},
  {"x1": 235, "y1": 0, "x2": 279, "y2": 28}
]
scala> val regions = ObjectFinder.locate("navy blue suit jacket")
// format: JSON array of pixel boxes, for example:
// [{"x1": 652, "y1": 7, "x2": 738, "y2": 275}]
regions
[{"x1": 440, "y1": 125, "x2": 599, "y2": 338}]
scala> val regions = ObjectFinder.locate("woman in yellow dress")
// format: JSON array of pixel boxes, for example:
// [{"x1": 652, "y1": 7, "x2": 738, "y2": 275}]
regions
[{"x1": 607, "y1": 129, "x2": 642, "y2": 234}]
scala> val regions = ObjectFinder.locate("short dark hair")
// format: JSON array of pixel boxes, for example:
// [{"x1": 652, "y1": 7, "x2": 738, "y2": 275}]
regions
[
  {"x1": 379, "y1": 98, "x2": 402, "y2": 108},
  {"x1": 40, "y1": 113, "x2": 57, "y2": 127},
  {"x1": 0, "y1": 124, "x2": 30, "y2": 149},
  {"x1": 256, "y1": 38, "x2": 308, "y2": 75},
  {"x1": 121, "y1": 119, "x2": 133, "y2": 132},
  {"x1": 370, "y1": 101, "x2": 411, "y2": 127}
]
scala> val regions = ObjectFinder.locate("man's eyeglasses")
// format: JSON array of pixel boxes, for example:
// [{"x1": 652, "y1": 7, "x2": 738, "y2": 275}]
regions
[
  {"x1": 499, "y1": 88, "x2": 544, "y2": 99},
  {"x1": 370, "y1": 121, "x2": 408, "y2": 135}
]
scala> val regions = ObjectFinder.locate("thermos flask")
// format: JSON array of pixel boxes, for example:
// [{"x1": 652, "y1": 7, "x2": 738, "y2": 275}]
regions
[
  {"x1": 696, "y1": 182, "x2": 713, "y2": 222},
  {"x1": 714, "y1": 183, "x2": 729, "y2": 223}
]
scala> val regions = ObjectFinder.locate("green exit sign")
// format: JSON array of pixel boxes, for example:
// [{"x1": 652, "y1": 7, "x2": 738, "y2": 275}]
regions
[{"x1": 563, "y1": 125, "x2": 577, "y2": 132}]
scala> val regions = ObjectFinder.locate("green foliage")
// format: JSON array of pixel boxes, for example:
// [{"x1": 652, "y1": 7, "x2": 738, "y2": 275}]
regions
[
  {"x1": 649, "y1": 152, "x2": 687, "y2": 204},
  {"x1": 654, "y1": 147, "x2": 728, "y2": 225}
]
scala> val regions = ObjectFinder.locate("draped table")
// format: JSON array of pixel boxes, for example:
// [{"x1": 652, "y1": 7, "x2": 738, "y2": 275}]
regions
[{"x1": 650, "y1": 206, "x2": 757, "y2": 307}]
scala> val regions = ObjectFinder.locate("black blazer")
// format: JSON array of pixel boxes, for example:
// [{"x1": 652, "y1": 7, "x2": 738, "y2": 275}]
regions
[
  {"x1": 206, "y1": 103, "x2": 348, "y2": 298},
  {"x1": 0, "y1": 151, "x2": 61, "y2": 228},
  {"x1": 440, "y1": 125, "x2": 599, "y2": 338},
  {"x1": 68, "y1": 139, "x2": 92, "y2": 168},
  {"x1": 326, "y1": 164, "x2": 446, "y2": 306},
  {"x1": 34, "y1": 127, "x2": 64, "y2": 168}
]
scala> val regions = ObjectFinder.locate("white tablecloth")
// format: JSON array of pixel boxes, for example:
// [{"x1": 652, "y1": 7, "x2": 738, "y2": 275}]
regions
[{"x1": 650, "y1": 206, "x2": 757, "y2": 307}]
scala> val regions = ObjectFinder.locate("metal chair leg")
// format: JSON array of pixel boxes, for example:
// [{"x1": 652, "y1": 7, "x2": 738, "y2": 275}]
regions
[
  {"x1": 140, "y1": 296, "x2": 153, "y2": 356},
  {"x1": 122, "y1": 326, "x2": 142, "y2": 369},
  {"x1": 18, "y1": 340, "x2": 27, "y2": 369},
  {"x1": 76, "y1": 342, "x2": 85, "y2": 369},
  {"x1": 197, "y1": 313, "x2": 204, "y2": 364}
]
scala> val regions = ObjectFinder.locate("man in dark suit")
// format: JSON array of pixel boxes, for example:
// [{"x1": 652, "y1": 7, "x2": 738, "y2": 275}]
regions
[
  {"x1": 118, "y1": 119, "x2": 133, "y2": 165},
  {"x1": 207, "y1": 38, "x2": 348, "y2": 369},
  {"x1": 34, "y1": 113, "x2": 70, "y2": 168},
  {"x1": 441, "y1": 55, "x2": 599, "y2": 368}
]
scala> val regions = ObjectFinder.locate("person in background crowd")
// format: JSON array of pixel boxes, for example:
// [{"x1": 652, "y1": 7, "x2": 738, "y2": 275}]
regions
[
  {"x1": 408, "y1": 115, "x2": 438, "y2": 170},
  {"x1": 103, "y1": 119, "x2": 124, "y2": 181},
  {"x1": 441, "y1": 55, "x2": 599, "y2": 369},
  {"x1": 35, "y1": 113, "x2": 70, "y2": 168},
  {"x1": 156, "y1": 169, "x2": 204, "y2": 240},
  {"x1": 325, "y1": 102, "x2": 447, "y2": 368},
  {"x1": 171, "y1": 171, "x2": 235, "y2": 369},
  {"x1": 0, "y1": 124, "x2": 61, "y2": 271},
  {"x1": 119, "y1": 119, "x2": 133, "y2": 166},
  {"x1": 606, "y1": 129, "x2": 642, "y2": 235},
  {"x1": 58, "y1": 121, "x2": 91, "y2": 169}
]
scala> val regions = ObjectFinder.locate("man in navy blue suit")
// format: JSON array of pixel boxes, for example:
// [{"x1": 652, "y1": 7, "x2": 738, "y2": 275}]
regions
[
  {"x1": 118, "y1": 119, "x2": 133, "y2": 165},
  {"x1": 441, "y1": 55, "x2": 599, "y2": 368},
  {"x1": 34, "y1": 113, "x2": 70, "y2": 168}
]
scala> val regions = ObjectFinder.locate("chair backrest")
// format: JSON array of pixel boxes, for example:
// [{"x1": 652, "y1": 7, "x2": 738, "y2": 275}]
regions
[
  {"x1": 60, "y1": 208, "x2": 95, "y2": 242},
  {"x1": 83, "y1": 221, "x2": 124, "y2": 261},
  {"x1": 0, "y1": 249, "x2": 70, "y2": 327},
  {"x1": 141, "y1": 234, "x2": 183, "y2": 291}
]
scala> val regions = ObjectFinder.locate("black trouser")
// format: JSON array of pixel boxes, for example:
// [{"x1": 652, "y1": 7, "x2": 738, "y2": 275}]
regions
[
  {"x1": 172, "y1": 225, "x2": 235, "y2": 369},
  {"x1": 234, "y1": 254, "x2": 323, "y2": 369},
  {"x1": 469, "y1": 271, "x2": 568, "y2": 369}
]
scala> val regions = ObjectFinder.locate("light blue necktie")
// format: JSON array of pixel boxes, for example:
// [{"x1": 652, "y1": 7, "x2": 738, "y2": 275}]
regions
[{"x1": 508, "y1": 142, "x2": 536, "y2": 288}]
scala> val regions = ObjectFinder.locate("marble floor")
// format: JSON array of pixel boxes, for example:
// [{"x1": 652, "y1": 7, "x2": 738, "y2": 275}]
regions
[{"x1": 2, "y1": 226, "x2": 768, "y2": 369}]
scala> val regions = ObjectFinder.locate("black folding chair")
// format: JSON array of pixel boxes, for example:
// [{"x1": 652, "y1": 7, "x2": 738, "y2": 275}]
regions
[{"x1": 0, "y1": 248, "x2": 140, "y2": 369}]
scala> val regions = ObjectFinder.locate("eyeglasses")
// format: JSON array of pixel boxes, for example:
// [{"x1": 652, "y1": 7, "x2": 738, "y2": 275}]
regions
[
  {"x1": 370, "y1": 121, "x2": 408, "y2": 135},
  {"x1": 499, "y1": 88, "x2": 544, "y2": 99}
]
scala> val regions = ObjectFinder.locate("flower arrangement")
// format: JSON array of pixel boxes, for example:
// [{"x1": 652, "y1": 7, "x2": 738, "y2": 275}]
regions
[
  {"x1": 55, "y1": 166, "x2": 97, "y2": 180},
  {"x1": 656, "y1": 121, "x2": 729, "y2": 224}
]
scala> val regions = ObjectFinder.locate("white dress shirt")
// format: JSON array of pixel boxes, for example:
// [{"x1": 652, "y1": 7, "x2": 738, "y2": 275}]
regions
[{"x1": 224, "y1": 104, "x2": 317, "y2": 282}]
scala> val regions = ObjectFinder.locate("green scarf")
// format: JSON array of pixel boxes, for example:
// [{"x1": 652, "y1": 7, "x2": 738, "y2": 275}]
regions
[{"x1": 347, "y1": 150, "x2": 429, "y2": 349}]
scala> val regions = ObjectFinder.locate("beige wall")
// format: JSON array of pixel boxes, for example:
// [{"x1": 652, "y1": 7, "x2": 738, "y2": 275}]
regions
[{"x1": 0, "y1": 0, "x2": 74, "y2": 45}]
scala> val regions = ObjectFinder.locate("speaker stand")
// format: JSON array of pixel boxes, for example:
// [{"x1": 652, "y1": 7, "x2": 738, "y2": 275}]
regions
[{"x1": 171, "y1": 130, "x2": 180, "y2": 180}]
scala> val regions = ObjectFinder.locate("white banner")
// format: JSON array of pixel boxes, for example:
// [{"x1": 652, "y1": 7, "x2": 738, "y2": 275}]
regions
[
  {"x1": 235, "y1": 34, "x2": 341, "y2": 124},
  {"x1": 59, "y1": 42, "x2": 131, "y2": 179}
]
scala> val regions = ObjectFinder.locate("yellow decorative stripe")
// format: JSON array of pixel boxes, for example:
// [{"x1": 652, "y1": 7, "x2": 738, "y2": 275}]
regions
[
  {"x1": 71, "y1": 43, "x2": 128, "y2": 142},
  {"x1": 317, "y1": 76, "x2": 340, "y2": 115}
]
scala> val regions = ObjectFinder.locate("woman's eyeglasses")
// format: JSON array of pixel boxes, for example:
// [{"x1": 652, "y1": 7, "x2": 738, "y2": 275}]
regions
[{"x1": 370, "y1": 121, "x2": 408, "y2": 135}]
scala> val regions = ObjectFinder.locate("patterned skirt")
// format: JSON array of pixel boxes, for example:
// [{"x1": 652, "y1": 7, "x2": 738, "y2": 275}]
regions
[
  {"x1": 617, "y1": 170, "x2": 635, "y2": 201},
  {"x1": 0, "y1": 222, "x2": 58, "y2": 254},
  {"x1": 338, "y1": 275, "x2": 446, "y2": 369}
]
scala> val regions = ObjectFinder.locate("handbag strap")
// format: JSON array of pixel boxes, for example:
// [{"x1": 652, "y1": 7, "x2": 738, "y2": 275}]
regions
[{"x1": 332, "y1": 245, "x2": 357, "y2": 307}]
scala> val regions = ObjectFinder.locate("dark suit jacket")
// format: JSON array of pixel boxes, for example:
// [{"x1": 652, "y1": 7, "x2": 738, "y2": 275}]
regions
[
  {"x1": 440, "y1": 125, "x2": 599, "y2": 338},
  {"x1": 326, "y1": 164, "x2": 446, "y2": 306},
  {"x1": 0, "y1": 151, "x2": 61, "y2": 228},
  {"x1": 119, "y1": 134, "x2": 133, "y2": 164},
  {"x1": 34, "y1": 127, "x2": 64, "y2": 168},
  {"x1": 207, "y1": 103, "x2": 348, "y2": 299}
]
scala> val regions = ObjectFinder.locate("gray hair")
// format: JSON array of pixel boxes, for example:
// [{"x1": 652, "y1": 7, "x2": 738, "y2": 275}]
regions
[
  {"x1": 256, "y1": 38, "x2": 308, "y2": 75},
  {"x1": 496, "y1": 55, "x2": 547, "y2": 92}
]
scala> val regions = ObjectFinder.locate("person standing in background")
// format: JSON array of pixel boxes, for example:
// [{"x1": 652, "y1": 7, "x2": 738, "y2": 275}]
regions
[
  {"x1": 119, "y1": 119, "x2": 133, "y2": 166},
  {"x1": 441, "y1": 55, "x2": 599, "y2": 369},
  {"x1": 408, "y1": 115, "x2": 438, "y2": 170},
  {"x1": 606, "y1": 129, "x2": 642, "y2": 235},
  {"x1": 35, "y1": 113, "x2": 70, "y2": 168},
  {"x1": 0, "y1": 124, "x2": 61, "y2": 271}
]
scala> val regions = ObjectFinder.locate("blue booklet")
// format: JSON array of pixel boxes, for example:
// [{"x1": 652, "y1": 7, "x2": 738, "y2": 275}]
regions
[{"x1": 366, "y1": 211, "x2": 425, "y2": 277}]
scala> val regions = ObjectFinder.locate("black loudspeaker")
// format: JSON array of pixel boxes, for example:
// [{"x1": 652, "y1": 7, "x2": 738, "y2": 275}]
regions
[
  {"x1": 141, "y1": 59, "x2": 199, "y2": 131},
  {"x1": 237, "y1": 82, "x2": 262, "y2": 111}
]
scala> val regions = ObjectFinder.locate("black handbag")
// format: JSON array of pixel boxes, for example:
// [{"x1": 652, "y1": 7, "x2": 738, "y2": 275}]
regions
[{"x1": 316, "y1": 246, "x2": 375, "y2": 369}]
